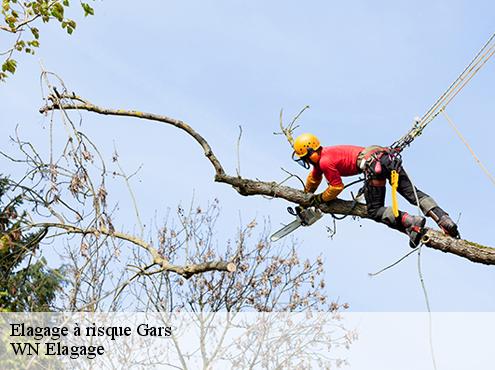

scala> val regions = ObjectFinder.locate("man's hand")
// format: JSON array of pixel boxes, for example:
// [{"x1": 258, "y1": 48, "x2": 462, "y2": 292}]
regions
[
  {"x1": 310, "y1": 186, "x2": 343, "y2": 206},
  {"x1": 310, "y1": 193, "x2": 324, "y2": 207}
]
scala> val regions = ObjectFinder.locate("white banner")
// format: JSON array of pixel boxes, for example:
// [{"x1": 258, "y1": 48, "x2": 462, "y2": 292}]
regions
[{"x1": 0, "y1": 312, "x2": 493, "y2": 369}]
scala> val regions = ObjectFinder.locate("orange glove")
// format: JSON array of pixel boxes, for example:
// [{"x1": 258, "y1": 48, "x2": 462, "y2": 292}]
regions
[
  {"x1": 320, "y1": 183, "x2": 344, "y2": 202},
  {"x1": 310, "y1": 184, "x2": 345, "y2": 206},
  {"x1": 305, "y1": 172, "x2": 322, "y2": 193}
]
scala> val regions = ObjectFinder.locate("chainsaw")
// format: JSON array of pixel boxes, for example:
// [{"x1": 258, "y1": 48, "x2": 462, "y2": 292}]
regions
[{"x1": 270, "y1": 206, "x2": 323, "y2": 242}]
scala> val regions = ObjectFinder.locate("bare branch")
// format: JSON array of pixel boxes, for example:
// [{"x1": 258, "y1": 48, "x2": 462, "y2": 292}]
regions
[
  {"x1": 273, "y1": 105, "x2": 310, "y2": 147},
  {"x1": 31, "y1": 222, "x2": 236, "y2": 278},
  {"x1": 40, "y1": 93, "x2": 226, "y2": 177}
]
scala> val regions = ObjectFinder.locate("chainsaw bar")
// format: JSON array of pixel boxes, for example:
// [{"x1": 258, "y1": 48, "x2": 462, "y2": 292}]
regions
[
  {"x1": 270, "y1": 220, "x2": 303, "y2": 242},
  {"x1": 270, "y1": 207, "x2": 323, "y2": 242}
]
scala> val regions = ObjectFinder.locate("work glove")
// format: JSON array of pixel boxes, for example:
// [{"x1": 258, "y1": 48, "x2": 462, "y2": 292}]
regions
[
  {"x1": 309, "y1": 193, "x2": 324, "y2": 207},
  {"x1": 305, "y1": 172, "x2": 322, "y2": 193}
]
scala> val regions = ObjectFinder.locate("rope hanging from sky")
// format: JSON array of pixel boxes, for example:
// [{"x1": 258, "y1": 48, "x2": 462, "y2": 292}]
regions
[
  {"x1": 442, "y1": 110, "x2": 495, "y2": 187},
  {"x1": 391, "y1": 31, "x2": 495, "y2": 152}
]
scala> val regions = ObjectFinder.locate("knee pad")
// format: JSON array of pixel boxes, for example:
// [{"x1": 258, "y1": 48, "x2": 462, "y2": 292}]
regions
[{"x1": 419, "y1": 196, "x2": 438, "y2": 214}]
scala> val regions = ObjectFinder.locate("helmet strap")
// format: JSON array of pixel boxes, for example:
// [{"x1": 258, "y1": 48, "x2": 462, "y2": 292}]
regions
[{"x1": 292, "y1": 151, "x2": 311, "y2": 169}]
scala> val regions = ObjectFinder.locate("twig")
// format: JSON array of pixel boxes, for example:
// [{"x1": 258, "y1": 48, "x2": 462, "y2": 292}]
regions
[
  {"x1": 280, "y1": 167, "x2": 306, "y2": 189},
  {"x1": 236, "y1": 125, "x2": 243, "y2": 177},
  {"x1": 273, "y1": 105, "x2": 310, "y2": 147}
]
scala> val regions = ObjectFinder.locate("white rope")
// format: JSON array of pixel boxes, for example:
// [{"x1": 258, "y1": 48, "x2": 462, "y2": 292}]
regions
[
  {"x1": 393, "y1": 31, "x2": 495, "y2": 151},
  {"x1": 406, "y1": 169, "x2": 438, "y2": 370},
  {"x1": 442, "y1": 110, "x2": 495, "y2": 187},
  {"x1": 421, "y1": 32, "x2": 495, "y2": 126}
]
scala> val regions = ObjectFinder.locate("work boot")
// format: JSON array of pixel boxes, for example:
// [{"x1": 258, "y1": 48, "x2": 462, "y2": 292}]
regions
[
  {"x1": 427, "y1": 207, "x2": 460, "y2": 239},
  {"x1": 401, "y1": 213, "x2": 426, "y2": 248}
]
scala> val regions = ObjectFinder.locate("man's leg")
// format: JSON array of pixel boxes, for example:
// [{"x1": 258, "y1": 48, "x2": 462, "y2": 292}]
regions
[
  {"x1": 364, "y1": 178, "x2": 425, "y2": 247},
  {"x1": 395, "y1": 167, "x2": 460, "y2": 238},
  {"x1": 364, "y1": 179, "x2": 400, "y2": 230}
]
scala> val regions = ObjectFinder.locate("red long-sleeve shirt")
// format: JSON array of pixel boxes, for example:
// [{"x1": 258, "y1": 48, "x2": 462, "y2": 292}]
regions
[{"x1": 311, "y1": 145, "x2": 364, "y2": 186}]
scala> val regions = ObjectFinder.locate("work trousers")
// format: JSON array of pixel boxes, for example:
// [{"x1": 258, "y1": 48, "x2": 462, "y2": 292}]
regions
[{"x1": 363, "y1": 152, "x2": 436, "y2": 231}]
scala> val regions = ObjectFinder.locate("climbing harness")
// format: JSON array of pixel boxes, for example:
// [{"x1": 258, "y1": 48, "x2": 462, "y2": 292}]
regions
[{"x1": 358, "y1": 146, "x2": 402, "y2": 216}]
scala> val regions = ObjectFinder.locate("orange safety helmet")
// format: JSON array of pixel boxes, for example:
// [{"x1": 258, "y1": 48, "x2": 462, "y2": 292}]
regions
[{"x1": 292, "y1": 133, "x2": 321, "y2": 168}]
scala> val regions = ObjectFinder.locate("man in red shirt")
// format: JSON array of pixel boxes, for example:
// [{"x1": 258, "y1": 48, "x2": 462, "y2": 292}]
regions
[{"x1": 292, "y1": 133, "x2": 460, "y2": 247}]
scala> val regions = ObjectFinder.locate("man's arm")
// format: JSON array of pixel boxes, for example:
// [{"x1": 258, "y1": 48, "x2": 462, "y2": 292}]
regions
[
  {"x1": 305, "y1": 171, "x2": 322, "y2": 193},
  {"x1": 320, "y1": 183, "x2": 345, "y2": 201},
  {"x1": 311, "y1": 166, "x2": 344, "y2": 205}
]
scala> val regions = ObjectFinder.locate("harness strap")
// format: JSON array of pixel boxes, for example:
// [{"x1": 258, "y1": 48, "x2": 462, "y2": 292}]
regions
[
  {"x1": 359, "y1": 146, "x2": 402, "y2": 219},
  {"x1": 357, "y1": 145, "x2": 386, "y2": 171}
]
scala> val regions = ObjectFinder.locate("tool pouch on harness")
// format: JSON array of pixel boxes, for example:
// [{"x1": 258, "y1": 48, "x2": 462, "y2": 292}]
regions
[{"x1": 358, "y1": 146, "x2": 402, "y2": 178}]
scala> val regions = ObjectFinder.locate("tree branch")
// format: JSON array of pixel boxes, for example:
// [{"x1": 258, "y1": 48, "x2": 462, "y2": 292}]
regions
[
  {"x1": 40, "y1": 93, "x2": 495, "y2": 266},
  {"x1": 32, "y1": 222, "x2": 236, "y2": 278},
  {"x1": 40, "y1": 94, "x2": 225, "y2": 176}
]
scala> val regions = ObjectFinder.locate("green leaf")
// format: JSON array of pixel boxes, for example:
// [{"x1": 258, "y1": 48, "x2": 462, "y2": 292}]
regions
[
  {"x1": 28, "y1": 39, "x2": 39, "y2": 48},
  {"x1": 81, "y1": 2, "x2": 94, "y2": 16},
  {"x1": 51, "y1": 2, "x2": 64, "y2": 22},
  {"x1": 30, "y1": 27, "x2": 40, "y2": 39},
  {"x1": 5, "y1": 15, "x2": 16, "y2": 27},
  {"x1": 14, "y1": 40, "x2": 25, "y2": 51},
  {"x1": 2, "y1": 59, "x2": 17, "y2": 74},
  {"x1": 2, "y1": 1, "x2": 10, "y2": 13}
]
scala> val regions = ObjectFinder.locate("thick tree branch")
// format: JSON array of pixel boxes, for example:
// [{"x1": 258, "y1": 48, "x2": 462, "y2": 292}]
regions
[
  {"x1": 40, "y1": 94, "x2": 495, "y2": 266},
  {"x1": 32, "y1": 222, "x2": 236, "y2": 278}
]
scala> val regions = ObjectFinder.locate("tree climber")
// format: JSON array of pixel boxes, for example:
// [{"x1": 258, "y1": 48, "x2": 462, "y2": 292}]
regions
[{"x1": 292, "y1": 133, "x2": 460, "y2": 247}]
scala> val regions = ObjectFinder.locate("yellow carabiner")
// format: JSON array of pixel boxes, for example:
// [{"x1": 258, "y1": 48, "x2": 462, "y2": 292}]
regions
[{"x1": 391, "y1": 170, "x2": 399, "y2": 218}]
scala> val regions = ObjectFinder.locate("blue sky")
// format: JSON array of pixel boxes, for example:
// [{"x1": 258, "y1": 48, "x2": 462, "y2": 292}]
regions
[{"x1": 1, "y1": 0, "x2": 494, "y2": 311}]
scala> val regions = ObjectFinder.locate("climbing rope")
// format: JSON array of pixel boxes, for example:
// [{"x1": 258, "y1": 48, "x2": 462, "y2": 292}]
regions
[
  {"x1": 366, "y1": 32, "x2": 495, "y2": 370},
  {"x1": 370, "y1": 169, "x2": 439, "y2": 370},
  {"x1": 442, "y1": 110, "x2": 495, "y2": 187},
  {"x1": 391, "y1": 31, "x2": 495, "y2": 153},
  {"x1": 329, "y1": 177, "x2": 364, "y2": 220},
  {"x1": 408, "y1": 169, "x2": 438, "y2": 370},
  {"x1": 386, "y1": 31, "x2": 495, "y2": 215}
]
